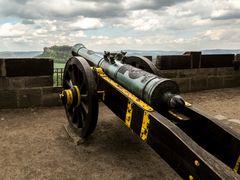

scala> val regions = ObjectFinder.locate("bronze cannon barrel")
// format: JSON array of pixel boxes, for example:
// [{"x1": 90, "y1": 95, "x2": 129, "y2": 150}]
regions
[{"x1": 72, "y1": 43, "x2": 184, "y2": 109}]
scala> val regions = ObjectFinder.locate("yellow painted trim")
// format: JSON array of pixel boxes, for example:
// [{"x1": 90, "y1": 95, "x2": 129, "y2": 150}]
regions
[
  {"x1": 140, "y1": 111, "x2": 150, "y2": 141},
  {"x1": 65, "y1": 90, "x2": 70, "y2": 105},
  {"x1": 194, "y1": 160, "x2": 200, "y2": 167},
  {"x1": 189, "y1": 175, "x2": 194, "y2": 180},
  {"x1": 94, "y1": 67, "x2": 153, "y2": 111},
  {"x1": 234, "y1": 155, "x2": 240, "y2": 173},
  {"x1": 185, "y1": 101, "x2": 192, "y2": 107},
  {"x1": 74, "y1": 86, "x2": 81, "y2": 107},
  {"x1": 69, "y1": 90, "x2": 73, "y2": 105},
  {"x1": 168, "y1": 110, "x2": 183, "y2": 120},
  {"x1": 125, "y1": 101, "x2": 133, "y2": 128},
  {"x1": 65, "y1": 89, "x2": 73, "y2": 106}
]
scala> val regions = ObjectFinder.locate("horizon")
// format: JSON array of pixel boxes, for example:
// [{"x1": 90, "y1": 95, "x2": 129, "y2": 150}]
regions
[
  {"x1": 0, "y1": 0, "x2": 240, "y2": 51},
  {"x1": 1, "y1": 48, "x2": 240, "y2": 53},
  {"x1": 0, "y1": 45, "x2": 240, "y2": 53}
]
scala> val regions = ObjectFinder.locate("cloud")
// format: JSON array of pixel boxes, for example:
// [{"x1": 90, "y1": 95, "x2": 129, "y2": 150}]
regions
[
  {"x1": 202, "y1": 28, "x2": 240, "y2": 42},
  {"x1": 211, "y1": 10, "x2": 240, "y2": 20},
  {"x1": 0, "y1": 0, "x2": 240, "y2": 51},
  {"x1": 22, "y1": 19, "x2": 35, "y2": 24},
  {"x1": 68, "y1": 17, "x2": 104, "y2": 30},
  {"x1": 122, "y1": 0, "x2": 191, "y2": 10},
  {"x1": 0, "y1": 23, "x2": 27, "y2": 38},
  {"x1": 0, "y1": 0, "x2": 191, "y2": 20}
]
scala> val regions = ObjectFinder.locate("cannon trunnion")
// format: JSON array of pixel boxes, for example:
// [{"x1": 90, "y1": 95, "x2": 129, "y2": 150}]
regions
[{"x1": 60, "y1": 44, "x2": 240, "y2": 179}]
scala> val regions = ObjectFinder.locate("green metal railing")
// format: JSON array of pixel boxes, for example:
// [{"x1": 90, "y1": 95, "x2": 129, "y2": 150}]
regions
[{"x1": 53, "y1": 68, "x2": 64, "y2": 87}]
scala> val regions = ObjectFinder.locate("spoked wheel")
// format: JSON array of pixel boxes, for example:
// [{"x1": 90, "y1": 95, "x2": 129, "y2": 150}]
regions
[
  {"x1": 126, "y1": 56, "x2": 161, "y2": 76},
  {"x1": 60, "y1": 56, "x2": 98, "y2": 138}
]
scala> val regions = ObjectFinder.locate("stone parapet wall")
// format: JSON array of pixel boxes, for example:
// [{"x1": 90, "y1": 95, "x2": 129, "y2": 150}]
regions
[
  {"x1": 0, "y1": 76, "x2": 53, "y2": 89},
  {"x1": 0, "y1": 87, "x2": 62, "y2": 108},
  {"x1": 0, "y1": 58, "x2": 53, "y2": 76},
  {"x1": 160, "y1": 67, "x2": 240, "y2": 92},
  {"x1": 155, "y1": 52, "x2": 237, "y2": 70},
  {"x1": 0, "y1": 58, "x2": 62, "y2": 109}
]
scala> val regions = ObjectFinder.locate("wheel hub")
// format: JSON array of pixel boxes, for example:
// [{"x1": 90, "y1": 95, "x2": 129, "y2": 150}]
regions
[{"x1": 60, "y1": 85, "x2": 81, "y2": 107}]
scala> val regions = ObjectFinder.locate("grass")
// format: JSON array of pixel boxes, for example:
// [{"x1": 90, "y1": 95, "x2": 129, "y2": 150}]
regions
[
  {"x1": 54, "y1": 62, "x2": 65, "y2": 69},
  {"x1": 53, "y1": 63, "x2": 65, "y2": 87}
]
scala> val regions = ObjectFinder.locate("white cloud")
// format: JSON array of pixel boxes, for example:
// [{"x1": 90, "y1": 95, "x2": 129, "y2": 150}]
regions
[
  {"x1": 68, "y1": 17, "x2": 104, "y2": 30},
  {"x1": 0, "y1": 23, "x2": 27, "y2": 37},
  {"x1": 0, "y1": 0, "x2": 240, "y2": 51},
  {"x1": 202, "y1": 28, "x2": 240, "y2": 42}
]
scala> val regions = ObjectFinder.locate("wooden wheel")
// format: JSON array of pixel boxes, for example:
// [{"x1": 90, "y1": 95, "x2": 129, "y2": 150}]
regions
[{"x1": 60, "y1": 56, "x2": 98, "y2": 138}]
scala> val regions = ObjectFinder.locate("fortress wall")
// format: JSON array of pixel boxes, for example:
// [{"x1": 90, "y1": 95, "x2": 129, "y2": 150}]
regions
[
  {"x1": 156, "y1": 53, "x2": 240, "y2": 92},
  {"x1": 0, "y1": 58, "x2": 62, "y2": 108},
  {"x1": 160, "y1": 67, "x2": 240, "y2": 92}
]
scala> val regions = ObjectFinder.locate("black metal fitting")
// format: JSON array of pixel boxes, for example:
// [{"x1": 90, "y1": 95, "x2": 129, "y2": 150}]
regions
[{"x1": 104, "y1": 51, "x2": 115, "y2": 64}]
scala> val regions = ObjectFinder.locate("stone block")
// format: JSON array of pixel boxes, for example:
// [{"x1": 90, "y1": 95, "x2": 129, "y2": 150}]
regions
[
  {"x1": 160, "y1": 70, "x2": 178, "y2": 78},
  {"x1": 0, "y1": 77, "x2": 9, "y2": 89},
  {"x1": 201, "y1": 54, "x2": 234, "y2": 68},
  {"x1": 178, "y1": 69, "x2": 198, "y2": 78},
  {"x1": 25, "y1": 76, "x2": 53, "y2": 88},
  {"x1": 0, "y1": 89, "x2": 18, "y2": 108},
  {"x1": 183, "y1": 51, "x2": 201, "y2": 68},
  {"x1": 0, "y1": 59, "x2": 6, "y2": 76},
  {"x1": 18, "y1": 88, "x2": 42, "y2": 108},
  {"x1": 42, "y1": 93, "x2": 62, "y2": 107},
  {"x1": 173, "y1": 78, "x2": 191, "y2": 93},
  {"x1": 156, "y1": 55, "x2": 191, "y2": 70},
  {"x1": 223, "y1": 75, "x2": 240, "y2": 87},
  {"x1": 8, "y1": 77, "x2": 25, "y2": 89},
  {"x1": 3, "y1": 58, "x2": 53, "y2": 76},
  {"x1": 217, "y1": 67, "x2": 239, "y2": 76},
  {"x1": 190, "y1": 76, "x2": 208, "y2": 91},
  {"x1": 42, "y1": 86, "x2": 63, "y2": 95},
  {"x1": 207, "y1": 76, "x2": 224, "y2": 89},
  {"x1": 197, "y1": 68, "x2": 218, "y2": 76}
]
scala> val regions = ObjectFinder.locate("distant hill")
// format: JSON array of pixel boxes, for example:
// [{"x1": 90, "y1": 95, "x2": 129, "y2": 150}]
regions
[
  {"x1": 36, "y1": 45, "x2": 72, "y2": 63},
  {"x1": 0, "y1": 51, "x2": 42, "y2": 58}
]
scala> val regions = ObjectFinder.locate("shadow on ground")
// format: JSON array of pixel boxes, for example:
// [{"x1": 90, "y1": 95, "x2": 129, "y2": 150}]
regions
[{"x1": 0, "y1": 104, "x2": 179, "y2": 180}]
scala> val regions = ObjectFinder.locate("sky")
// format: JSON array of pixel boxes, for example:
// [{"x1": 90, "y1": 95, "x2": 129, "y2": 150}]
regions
[{"x1": 0, "y1": 0, "x2": 240, "y2": 51}]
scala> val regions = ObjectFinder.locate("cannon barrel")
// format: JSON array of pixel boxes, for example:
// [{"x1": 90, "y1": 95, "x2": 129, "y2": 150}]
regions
[{"x1": 72, "y1": 43, "x2": 184, "y2": 109}]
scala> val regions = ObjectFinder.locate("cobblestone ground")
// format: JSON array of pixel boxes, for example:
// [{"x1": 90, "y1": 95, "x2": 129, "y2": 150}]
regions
[{"x1": 0, "y1": 87, "x2": 239, "y2": 180}]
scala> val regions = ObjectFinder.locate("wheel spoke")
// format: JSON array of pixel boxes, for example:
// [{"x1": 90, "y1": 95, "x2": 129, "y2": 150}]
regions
[
  {"x1": 71, "y1": 67, "x2": 76, "y2": 85},
  {"x1": 65, "y1": 80, "x2": 73, "y2": 88},
  {"x1": 77, "y1": 112, "x2": 83, "y2": 128},
  {"x1": 67, "y1": 69, "x2": 73, "y2": 80},
  {"x1": 80, "y1": 103, "x2": 87, "y2": 126},
  {"x1": 81, "y1": 94, "x2": 88, "y2": 101},
  {"x1": 72, "y1": 112, "x2": 77, "y2": 124},
  {"x1": 73, "y1": 107, "x2": 83, "y2": 128},
  {"x1": 80, "y1": 102, "x2": 88, "y2": 116},
  {"x1": 77, "y1": 70, "x2": 85, "y2": 89}
]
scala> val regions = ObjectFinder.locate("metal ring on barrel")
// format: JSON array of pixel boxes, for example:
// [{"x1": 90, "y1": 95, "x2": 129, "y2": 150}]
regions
[{"x1": 61, "y1": 56, "x2": 98, "y2": 138}]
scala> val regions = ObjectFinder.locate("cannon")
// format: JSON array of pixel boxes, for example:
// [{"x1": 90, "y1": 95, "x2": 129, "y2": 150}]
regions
[{"x1": 60, "y1": 43, "x2": 240, "y2": 179}]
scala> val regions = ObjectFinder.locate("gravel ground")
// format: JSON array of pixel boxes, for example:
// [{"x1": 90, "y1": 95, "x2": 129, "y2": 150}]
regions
[{"x1": 0, "y1": 87, "x2": 239, "y2": 180}]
